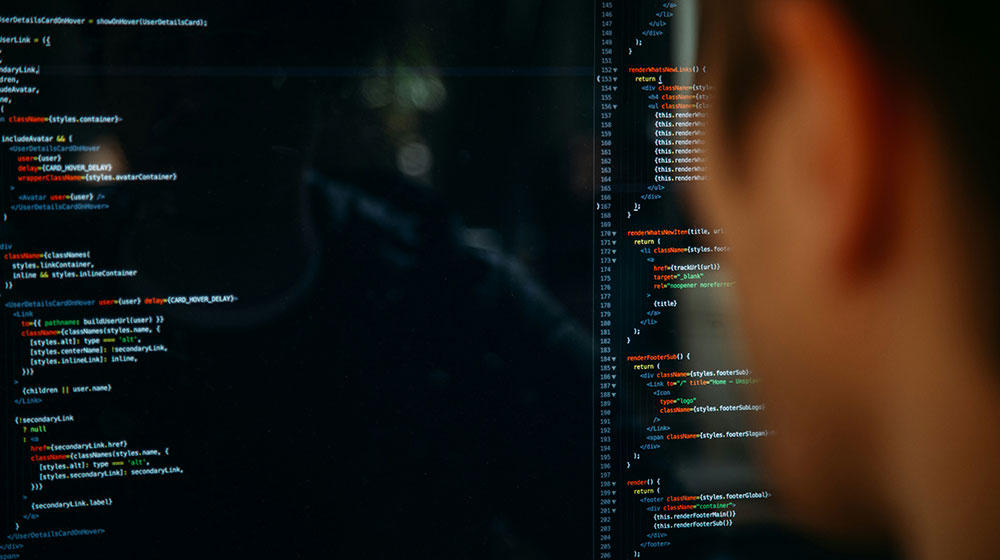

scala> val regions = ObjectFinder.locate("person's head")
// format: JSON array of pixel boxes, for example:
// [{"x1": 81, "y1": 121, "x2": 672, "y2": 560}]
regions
[{"x1": 694, "y1": 0, "x2": 1000, "y2": 549}]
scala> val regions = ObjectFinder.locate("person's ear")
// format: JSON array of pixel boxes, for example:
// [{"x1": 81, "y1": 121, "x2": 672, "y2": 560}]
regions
[{"x1": 760, "y1": 0, "x2": 902, "y2": 286}]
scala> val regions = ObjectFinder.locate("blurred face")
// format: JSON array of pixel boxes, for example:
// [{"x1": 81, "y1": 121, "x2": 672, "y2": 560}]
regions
[
  {"x1": 690, "y1": 0, "x2": 893, "y2": 533},
  {"x1": 693, "y1": 47, "x2": 837, "y2": 523},
  {"x1": 692, "y1": 4, "x2": 1000, "y2": 554},
  {"x1": 695, "y1": 67, "x2": 825, "y2": 383}
]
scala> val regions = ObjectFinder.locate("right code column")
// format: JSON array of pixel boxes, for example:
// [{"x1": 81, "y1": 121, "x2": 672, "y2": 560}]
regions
[{"x1": 594, "y1": 1, "x2": 775, "y2": 557}]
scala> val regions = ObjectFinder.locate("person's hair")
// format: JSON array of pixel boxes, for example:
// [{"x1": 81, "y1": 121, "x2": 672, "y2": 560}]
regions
[
  {"x1": 700, "y1": 0, "x2": 1000, "y2": 351},
  {"x1": 700, "y1": 1, "x2": 998, "y2": 215}
]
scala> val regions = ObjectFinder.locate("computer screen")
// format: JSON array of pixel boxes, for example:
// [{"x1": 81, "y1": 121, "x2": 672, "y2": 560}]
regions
[{"x1": 0, "y1": 2, "x2": 902, "y2": 558}]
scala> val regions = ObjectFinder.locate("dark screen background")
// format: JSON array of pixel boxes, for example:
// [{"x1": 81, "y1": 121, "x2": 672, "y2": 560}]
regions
[{"x1": 2, "y1": 1, "x2": 595, "y2": 558}]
